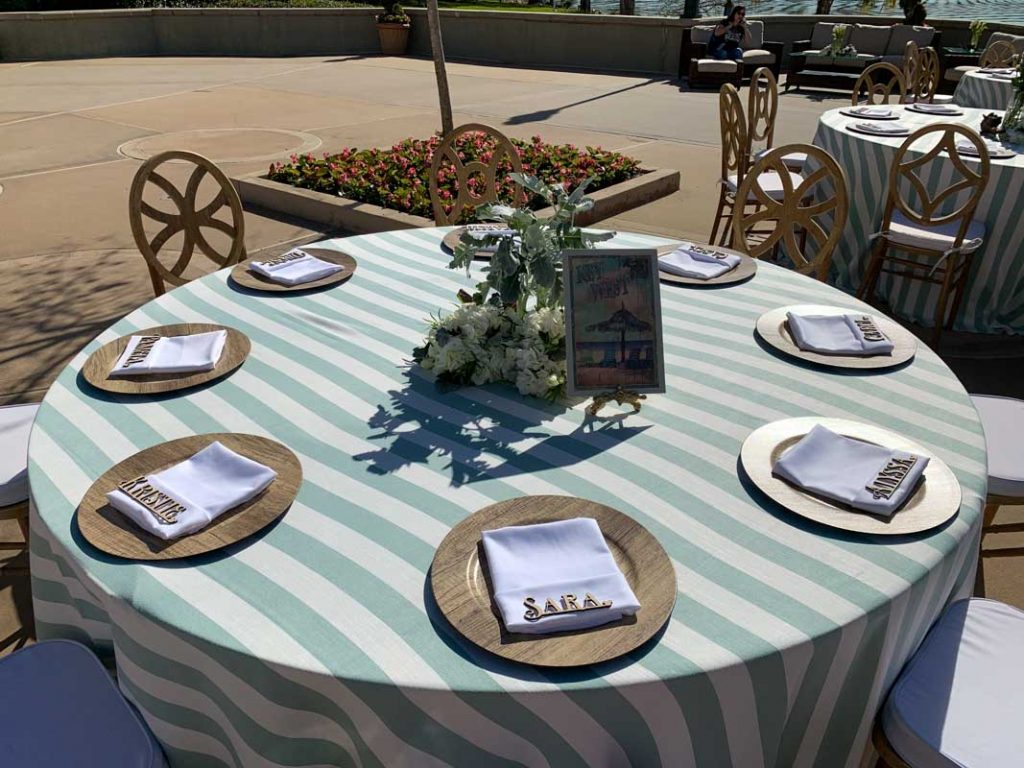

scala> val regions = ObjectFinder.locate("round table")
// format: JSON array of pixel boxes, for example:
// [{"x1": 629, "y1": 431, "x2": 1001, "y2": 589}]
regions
[
  {"x1": 813, "y1": 105, "x2": 1024, "y2": 335},
  {"x1": 953, "y1": 70, "x2": 1014, "y2": 110},
  {"x1": 28, "y1": 228, "x2": 985, "y2": 767}
]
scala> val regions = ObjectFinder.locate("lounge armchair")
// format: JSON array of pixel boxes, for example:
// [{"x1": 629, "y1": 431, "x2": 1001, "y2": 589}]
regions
[{"x1": 682, "y1": 20, "x2": 783, "y2": 88}]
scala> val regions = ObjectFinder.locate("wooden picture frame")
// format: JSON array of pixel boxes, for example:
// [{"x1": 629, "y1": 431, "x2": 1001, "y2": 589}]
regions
[{"x1": 563, "y1": 249, "x2": 666, "y2": 397}]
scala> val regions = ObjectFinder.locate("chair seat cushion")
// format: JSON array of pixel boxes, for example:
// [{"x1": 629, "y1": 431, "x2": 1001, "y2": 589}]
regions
[
  {"x1": 742, "y1": 48, "x2": 776, "y2": 65},
  {"x1": 753, "y1": 148, "x2": 808, "y2": 169},
  {"x1": 945, "y1": 65, "x2": 979, "y2": 82},
  {"x1": 971, "y1": 395, "x2": 1024, "y2": 497},
  {"x1": 882, "y1": 599, "x2": 1024, "y2": 768},
  {"x1": 0, "y1": 403, "x2": 39, "y2": 508},
  {"x1": 0, "y1": 640, "x2": 166, "y2": 767},
  {"x1": 726, "y1": 170, "x2": 805, "y2": 200},
  {"x1": 884, "y1": 210, "x2": 985, "y2": 253},
  {"x1": 696, "y1": 58, "x2": 739, "y2": 73}
]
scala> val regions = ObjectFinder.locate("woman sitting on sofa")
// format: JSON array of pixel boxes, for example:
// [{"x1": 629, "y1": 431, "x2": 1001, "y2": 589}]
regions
[{"x1": 708, "y1": 5, "x2": 751, "y2": 61}]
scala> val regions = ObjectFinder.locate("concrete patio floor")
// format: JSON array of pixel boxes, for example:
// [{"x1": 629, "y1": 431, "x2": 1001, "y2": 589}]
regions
[{"x1": 1, "y1": 54, "x2": 1022, "y2": 651}]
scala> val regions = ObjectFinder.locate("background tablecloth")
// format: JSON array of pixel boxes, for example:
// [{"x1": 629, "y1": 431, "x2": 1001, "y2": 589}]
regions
[{"x1": 953, "y1": 71, "x2": 1014, "y2": 110}]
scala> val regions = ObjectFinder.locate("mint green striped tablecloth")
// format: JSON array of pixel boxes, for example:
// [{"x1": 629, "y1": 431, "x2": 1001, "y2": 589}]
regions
[
  {"x1": 953, "y1": 71, "x2": 1013, "y2": 110},
  {"x1": 28, "y1": 228, "x2": 985, "y2": 768},
  {"x1": 814, "y1": 105, "x2": 1024, "y2": 334}
]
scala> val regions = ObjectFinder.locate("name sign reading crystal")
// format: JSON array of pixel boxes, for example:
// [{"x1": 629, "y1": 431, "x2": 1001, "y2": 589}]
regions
[
  {"x1": 523, "y1": 593, "x2": 613, "y2": 621},
  {"x1": 117, "y1": 475, "x2": 188, "y2": 525},
  {"x1": 853, "y1": 315, "x2": 887, "y2": 343},
  {"x1": 122, "y1": 336, "x2": 161, "y2": 369},
  {"x1": 259, "y1": 250, "x2": 307, "y2": 269},
  {"x1": 865, "y1": 456, "x2": 919, "y2": 500}
]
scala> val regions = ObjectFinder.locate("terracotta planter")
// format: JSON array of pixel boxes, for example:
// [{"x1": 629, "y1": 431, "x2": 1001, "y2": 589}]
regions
[{"x1": 376, "y1": 22, "x2": 410, "y2": 55}]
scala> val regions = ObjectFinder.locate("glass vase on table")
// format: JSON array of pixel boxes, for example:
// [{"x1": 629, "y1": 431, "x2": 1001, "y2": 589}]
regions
[{"x1": 1003, "y1": 60, "x2": 1024, "y2": 146}]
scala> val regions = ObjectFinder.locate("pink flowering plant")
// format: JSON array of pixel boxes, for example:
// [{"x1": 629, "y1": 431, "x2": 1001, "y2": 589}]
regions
[{"x1": 267, "y1": 133, "x2": 644, "y2": 223}]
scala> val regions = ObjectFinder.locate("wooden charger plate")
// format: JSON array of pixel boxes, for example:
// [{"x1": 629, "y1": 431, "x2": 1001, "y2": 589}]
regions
[
  {"x1": 430, "y1": 495, "x2": 676, "y2": 667},
  {"x1": 441, "y1": 225, "x2": 510, "y2": 261},
  {"x1": 756, "y1": 304, "x2": 917, "y2": 370},
  {"x1": 905, "y1": 104, "x2": 964, "y2": 117},
  {"x1": 741, "y1": 417, "x2": 960, "y2": 535},
  {"x1": 81, "y1": 323, "x2": 250, "y2": 395},
  {"x1": 76, "y1": 433, "x2": 302, "y2": 560},
  {"x1": 846, "y1": 123, "x2": 911, "y2": 137},
  {"x1": 229, "y1": 248, "x2": 357, "y2": 292},
  {"x1": 839, "y1": 108, "x2": 901, "y2": 120},
  {"x1": 656, "y1": 242, "x2": 757, "y2": 286}
]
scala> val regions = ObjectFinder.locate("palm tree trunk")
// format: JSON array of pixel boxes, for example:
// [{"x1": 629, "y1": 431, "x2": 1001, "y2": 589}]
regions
[
  {"x1": 425, "y1": 0, "x2": 454, "y2": 134},
  {"x1": 815, "y1": 0, "x2": 834, "y2": 13}
]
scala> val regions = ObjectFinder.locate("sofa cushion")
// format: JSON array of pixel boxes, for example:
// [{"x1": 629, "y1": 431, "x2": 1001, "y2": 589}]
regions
[
  {"x1": 690, "y1": 25, "x2": 715, "y2": 45},
  {"x1": 849, "y1": 24, "x2": 893, "y2": 56},
  {"x1": 886, "y1": 24, "x2": 935, "y2": 56},
  {"x1": 810, "y1": 21, "x2": 846, "y2": 50},
  {"x1": 743, "y1": 49, "x2": 775, "y2": 65},
  {"x1": 746, "y1": 19, "x2": 764, "y2": 48},
  {"x1": 989, "y1": 31, "x2": 1024, "y2": 55},
  {"x1": 696, "y1": 58, "x2": 739, "y2": 73}
]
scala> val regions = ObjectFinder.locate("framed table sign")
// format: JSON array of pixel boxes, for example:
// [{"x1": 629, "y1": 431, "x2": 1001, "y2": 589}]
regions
[{"x1": 563, "y1": 249, "x2": 666, "y2": 410}]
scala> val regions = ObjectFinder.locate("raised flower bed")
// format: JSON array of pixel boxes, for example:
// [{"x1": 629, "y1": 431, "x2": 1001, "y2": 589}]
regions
[{"x1": 233, "y1": 133, "x2": 679, "y2": 233}]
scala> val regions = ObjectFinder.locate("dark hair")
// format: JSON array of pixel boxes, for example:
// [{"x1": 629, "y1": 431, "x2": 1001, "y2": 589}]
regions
[{"x1": 725, "y1": 5, "x2": 746, "y2": 23}]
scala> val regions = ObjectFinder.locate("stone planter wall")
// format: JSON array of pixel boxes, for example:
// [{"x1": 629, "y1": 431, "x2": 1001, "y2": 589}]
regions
[{"x1": 233, "y1": 168, "x2": 681, "y2": 234}]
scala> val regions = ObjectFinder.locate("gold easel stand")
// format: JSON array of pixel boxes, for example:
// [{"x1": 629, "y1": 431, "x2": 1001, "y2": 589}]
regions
[{"x1": 587, "y1": 387, "x2": 646, "y2": 417}]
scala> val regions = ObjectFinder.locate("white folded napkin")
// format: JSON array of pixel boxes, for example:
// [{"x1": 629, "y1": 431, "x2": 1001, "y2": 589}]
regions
[
  {"x1": 786, "y1": 312, "x2": 894, "y2": 356},
  {"x1": 956, "y1": 140, "x2": 1014, "y2": 157},
  {"x1": 465, "y1": 225, "x2": 517, "y2": 253},
  {"x1": 773, "y1": 424, "x2": 929, "y2": 517},
  {"x1": 988, "y1": 72, "x2": 1015, "y2": 80},
  {"x1": 911, "y1": 104, "x2": 959, "y2": 114},
  {"x1": 659, "y1": 243, "x2": 741, "y2": 280},
  {"x1": 106, "y1": 441, "x2": 278, "y2": 540},
  {"x1": 481, "y1": 517, "x2": 641, "y2": 635},
  {"x1": 249, "y1": 248, "x2": 344, "y2": 286},
  {"x1": 854, "y1": 121, "x2": 910, "y2": 135},
  {"x1": 109, "y1": 330, "x2": 227, "y2": 377},
  {"x1": 852, "y1": 106, "x2": 894, "y2": 118},
  {"x1": 981, "y1": 67, "x2": 1015, "y2": 75}
]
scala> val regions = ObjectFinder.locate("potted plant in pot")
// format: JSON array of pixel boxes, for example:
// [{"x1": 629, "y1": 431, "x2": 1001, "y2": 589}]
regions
[{"x1": 377, "y1": 0, "x2": 411, "y2": 56}]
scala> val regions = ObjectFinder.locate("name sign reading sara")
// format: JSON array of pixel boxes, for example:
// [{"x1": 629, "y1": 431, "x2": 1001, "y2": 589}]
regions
[
  {"x1": 523, "y1": 593, "x2": 612, "y2": 622},
  {"x1": 117, "y1": 475, "x2": 188, "y2": 525},
  {"x1": 865, "y1": 456, "x2": 919, "y2": 500},
  {"x1": 853, "y1": 315, "x2": 887, "y2": 343},
  {"x1": 122, "y1": 336, "x2": 161, "y2": 369},
  {"x1": 260, "y1": 250, "x2": 307, "y2": 269}
]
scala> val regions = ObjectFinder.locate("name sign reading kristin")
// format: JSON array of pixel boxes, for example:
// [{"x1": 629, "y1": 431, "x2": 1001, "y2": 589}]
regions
[
  {"x1": 523, "y1": 593, "x2": 613, "y2": 622},
  {"x1": 865, "y1": 456, "x2": 919, "y2": 500},
  {"x1": 121, "y1": 336, "x2": 161, "y2": 369},
  {"x1": 117, "y1": 475, "x2": 188, "y2": 525},
  {"x1": 259, "y1": 250, "x2": 308, "y2": 269},
  {"x1": 853, "y1": 315, "x2": 887, "y2": 343}
]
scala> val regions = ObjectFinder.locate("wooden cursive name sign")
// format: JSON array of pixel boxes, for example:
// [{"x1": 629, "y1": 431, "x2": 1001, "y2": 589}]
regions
[
  {"x1": 122, "y1": 336, "x2": 161, "y2": 368},
  {"x1": 688, "y1": 245, "x2": 732, "y2": 261},
  {"x1": 117, "y1": 475, "x2": 188, "y2": 525},
  {"x1": 259, "y1": 250, "x2": 307, "y2": 269},
  {"x1": 865, "y1": 456, "x2": 919, "y2": 500},
  {"x1": 523, "y1": 593, "x2": 613, "y2": 621},
  {"x1": 853, "y1": 315, "x2": 887, "y2": 343}
]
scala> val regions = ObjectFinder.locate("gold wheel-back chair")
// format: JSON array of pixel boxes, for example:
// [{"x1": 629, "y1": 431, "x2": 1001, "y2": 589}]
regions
[
  {"x1": 730, "y1": 143, "x2": 849, "y2": 282},
  {"x1": 428, "y1": 123, "x2": 525, "y2": 226},
  {"x1": 852, "y1": 62, "x2": 908, "y2": 106},
  {"x1": 129, "y1": 150, "x2": 247, "y2": 297},
  {"x1": 980, "y1": 39, "x2": 1018, "y2": 68},
  {"x1": 748, "y1": 67, "x2": 807, "y2": 172},
  {"x1": 857, "y1": 124, "x2": 990, "y2": 347}
]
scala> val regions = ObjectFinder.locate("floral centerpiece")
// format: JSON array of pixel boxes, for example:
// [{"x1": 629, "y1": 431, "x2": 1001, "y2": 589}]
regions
[
  {"x1": 1003, "y1": 56, "x2": 1024, "y2": 145},
  {"x1": 413, "y1": 174, "x2": 614, "y2": 400},
  {"x1": 830, "y1": 24, "x2": 847, "y2": 56},
  {"x1": 969, "y1": 20, "x2": 988, "y2": 52}
]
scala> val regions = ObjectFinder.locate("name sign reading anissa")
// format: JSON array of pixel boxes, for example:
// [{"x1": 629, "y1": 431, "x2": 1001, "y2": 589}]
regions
[
  {"x1": 865, "y1": 456, "x2": 919, "y2": 500},
  {"x1": 117, "y1": 475, "x2": 188, "y2": 525},
  {"x1": 853, "y1": 316, "x2": 887, "y2": 343},
  {"x1": 122, "y1": 336, "x2": 161, "y2": 368},
  {"x1": 523, "y1": 593, "x2": 613, "y2": 622}
]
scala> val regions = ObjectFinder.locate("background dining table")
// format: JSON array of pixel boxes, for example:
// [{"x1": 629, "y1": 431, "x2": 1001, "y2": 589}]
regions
[
  {"x1": 952, "y1": 69, "x2": 1014, "y2": 111},
  {"x1": 813, "y1": 105, "x2": 1024, "y2": 335},
  {"x1": 28, "y1": 228, "x2": 985, "y2": 768}
]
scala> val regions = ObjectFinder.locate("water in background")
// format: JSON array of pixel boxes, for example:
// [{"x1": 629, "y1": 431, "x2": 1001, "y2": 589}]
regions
[{"x1": 588, "y1": 0, "x2": 1020, "y2": 21}]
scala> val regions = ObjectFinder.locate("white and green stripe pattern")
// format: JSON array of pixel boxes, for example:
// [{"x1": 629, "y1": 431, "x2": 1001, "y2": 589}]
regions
[
  {"x1": 814, "y1": 105, "x2": 1024, "y2": 334},
  {"x1": 28, "y1": 229, "x2": 985, "y2": 768},
  {"x1": 953, "y1": 71, "x2": 1014, "y2": 110}
]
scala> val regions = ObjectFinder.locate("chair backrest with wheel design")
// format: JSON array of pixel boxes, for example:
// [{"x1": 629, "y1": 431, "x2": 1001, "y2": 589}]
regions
[
  {"x1": 719, "y1": 83, "x2": 749, "y2": 188},
  {"x1": 730, "y1": 143, "x2": 849, "y2": 282},
  {"x1": 980, "y1": 40, "x2": 1017, "y2": 68},
  {"x1": 852, "y1": 62, "x2": 908, "y2": 106},
  {"x1": 902, "y1": 41, "x2": 920, "y2": 101},
  {"x1": 747, "y1": 67, "x2": 778, "y2": 155},
  {"x1": 129, "y1": 150, "x2": 246, "y2": 297},
  {"x1": 881, "y1": 124, "x2": 990, "y2": 252},
  {"x1": 915, "y1": 46, "x2": 941, "y2": 103},
  {"x1": 428, "y1": 123, "x2": 525, "y2": 226}
]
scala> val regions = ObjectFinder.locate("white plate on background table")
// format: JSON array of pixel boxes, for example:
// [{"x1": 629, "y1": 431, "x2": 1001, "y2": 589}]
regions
[
  {"x1": 846, "y1": 122, "x2": 912, "y2": 137},
  {"x1": 904, "y1": 104, "x2": 964, "y2": 117},
  {"x1": 839, "y1": 107, "x2": 901, "y2": 120},
  {"x1": 953, "y1": 143, "x2": 1019, "y2": 160},
  {"x1": 756, "y1": 304, "x2": 917, "y2": 370},
  {"x1": 741, "y1": 417, "x2": 961, "y2": 536},
  {"x1": 655, "y1": 242, "x2": 758, "y2": 287}
]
